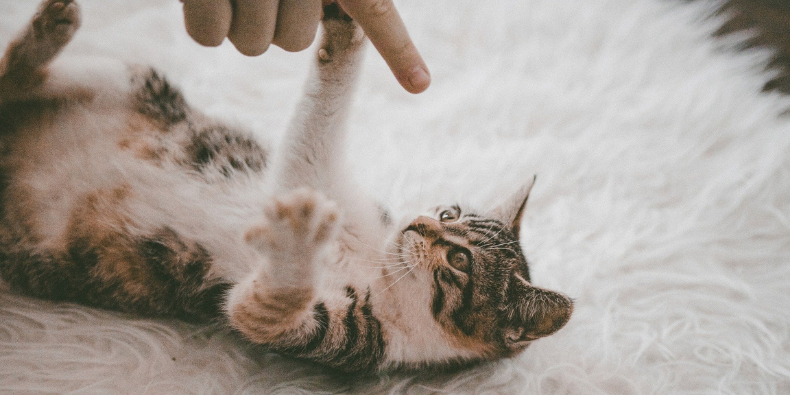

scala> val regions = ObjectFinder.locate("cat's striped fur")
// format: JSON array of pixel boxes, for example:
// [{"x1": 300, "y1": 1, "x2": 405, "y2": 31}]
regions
[{"x1": 0, "y1": 0, "x2": 573, "y2": 373}]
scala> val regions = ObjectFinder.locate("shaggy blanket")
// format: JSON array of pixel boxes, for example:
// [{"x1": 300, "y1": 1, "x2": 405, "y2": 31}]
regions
[{"x1": 2, "y1": 0, "x2": 790, "y2": 393}]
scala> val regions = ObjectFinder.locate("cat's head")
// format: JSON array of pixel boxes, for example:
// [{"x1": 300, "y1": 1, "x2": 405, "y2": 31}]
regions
[{"x1": 394, "y1": 179, "x2": 573, "y2": 365}]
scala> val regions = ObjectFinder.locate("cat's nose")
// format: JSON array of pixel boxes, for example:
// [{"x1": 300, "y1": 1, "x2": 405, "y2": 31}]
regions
[{"x1": 405, "y1": 216, "x2": 443, "y2": 240}]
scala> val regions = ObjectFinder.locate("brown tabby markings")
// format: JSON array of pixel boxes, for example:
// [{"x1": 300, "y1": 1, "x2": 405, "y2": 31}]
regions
[
  {"x1": 417, "y1": 212, "x2": 572, "y2": 356},
  {"x1": 117, "y1": 113, "x2": 163, "y2": 161},
  {"x1": 231, "y1": 285, "x2": 315, "y2": 343},
  {"x1": 0, "y1": 3, "x2": 256, "y2": 322},
  {"x1": 62, "y1": 185, "x2": 228, "y2": 321},
  {"x1": 129, "y1": 68, "x2": 269, "y2": 176},
  {"x1": 1, "y1": 0, "x2": 574, "y2": 374},
  {"x1": 133, "y1": 68, "x2": 188, "y2": 126},
  {"x1": 270, "y1": 286, "x2": 385, "y2": 372},
  {"x1": 0, "y1": 182, "x2": 227, "y2": 321},
  {"x1": 184, "y1": 125, "x2": 267, "y2": 178}
]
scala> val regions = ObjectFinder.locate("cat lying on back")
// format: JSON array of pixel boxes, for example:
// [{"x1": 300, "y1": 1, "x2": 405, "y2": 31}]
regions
[{"x1": 0, "y1": 0, "x2": 573, "y2": 373}]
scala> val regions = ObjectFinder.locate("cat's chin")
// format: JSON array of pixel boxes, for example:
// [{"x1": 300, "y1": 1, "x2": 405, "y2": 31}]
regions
[
  {"x1": 377, "y1": 228, "x2": 421, "y2": 281},
  {"x1": 397, "y1": 228, "x2": 424, "y2": 261}
]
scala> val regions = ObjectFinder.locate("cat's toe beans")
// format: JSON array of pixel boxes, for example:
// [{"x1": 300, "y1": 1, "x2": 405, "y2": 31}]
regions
[
  {"x1": 293, "y1": 194, "x2": 317, "y2": 223},
  {"x1": 244, "y1": 224, "x2": 274, "y2": 252},
  {"x1": 55, "y1": 1, "x2": 80, "y2": 25},
  {"x1": 263, "y1": 189, "x2": 340, "y2": 246},
  {"x1": 262, "y1": 199, "x2": 281, "y2": 221},
  {"x1": 35, "y1": 0, "x2": 80, "y2": 39},
  {"x1": 266, "y1": 190, "x2": 314, "y2": 231},
  {"x1": 48, "y1": 1, "x2": 65, "y2": 13},
  {"x1": 310, "y1": 202, "x2": 340, "y2": 244}
]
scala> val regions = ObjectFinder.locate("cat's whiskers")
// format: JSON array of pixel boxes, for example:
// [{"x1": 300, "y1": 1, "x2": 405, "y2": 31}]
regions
[
  {"x1": 362, "y1": 252, "x2": 408, "y2": 263},
  {"x1": 479, "y1": 240, "x2": 519, "y2": 250},
  {"x1": 370, "y1": 265, "x2": 411, "y2": 280},
  {"x1": 370, "y1": 233, "x2": 421, "y2": 282},
  {"x1": 354, "y1": 237, "x2": 408, "y2": 259},
  {"x1": 364, "y1": 224, "x2": 419, "y2": 290},
  {"x1": 364, "y1": 246, "x2": 411, "y2": 264},
  {"x1": 355, "y1": 240, "x2": 413, "y2": 272},
  {"x1": 476, "y1": 224, "x2": 509, "y2": 247},
  {"x1": 376, "y1": 262, "x2": 417, "y2": 296},
  {"x1": 357, "y1": 260, "x2": 407, "y2": 269}
]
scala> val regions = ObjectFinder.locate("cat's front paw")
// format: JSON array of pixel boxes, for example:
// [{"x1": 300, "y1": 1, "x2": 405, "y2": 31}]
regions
[
  {"x1": 246, "y1": 188, "x2": 340, "y2": 260},
  {"x1": 317, "y1": 4, "x2": 365, "y2": 64},
  {"x1": 33, "y1": 0, "x2": 81, "y2": 44}
]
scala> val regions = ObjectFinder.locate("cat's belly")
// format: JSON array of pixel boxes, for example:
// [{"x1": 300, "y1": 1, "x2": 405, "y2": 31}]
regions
[{"x1": 0, "y1": 80, "x2": 272, "y2": 313}]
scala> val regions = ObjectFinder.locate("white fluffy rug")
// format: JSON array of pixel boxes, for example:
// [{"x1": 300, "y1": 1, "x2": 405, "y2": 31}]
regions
[{"x1": 2, "y1": 0, "x2": 790, "y2": 393}]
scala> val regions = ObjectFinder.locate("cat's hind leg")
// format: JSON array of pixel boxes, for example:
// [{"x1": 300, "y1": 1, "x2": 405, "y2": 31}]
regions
[{"x1": 0, "y1": 0, "x2": 81, "y2": 100}]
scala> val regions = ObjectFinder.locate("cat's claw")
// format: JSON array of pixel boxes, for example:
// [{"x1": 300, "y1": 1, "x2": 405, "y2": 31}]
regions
[
  {"x1": 33, "y1": 0, "x2": 80, "y2": 44},
  {"x1": 246, "y1": 188, "x2": 340, "y2": 258}
]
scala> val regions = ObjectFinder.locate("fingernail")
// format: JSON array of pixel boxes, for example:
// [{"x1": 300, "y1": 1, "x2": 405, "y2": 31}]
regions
[{"x1": 407, "y1": 65, "x2": 430, "y2": 93}]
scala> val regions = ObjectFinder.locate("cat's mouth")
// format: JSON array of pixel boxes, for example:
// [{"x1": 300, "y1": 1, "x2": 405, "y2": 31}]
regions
[
  {"x1": 398, "y1": 228, "x2": 420, "y2": 255},
  {"x1": 398, "y1": 227, "x2": 432, "y2": 270}
]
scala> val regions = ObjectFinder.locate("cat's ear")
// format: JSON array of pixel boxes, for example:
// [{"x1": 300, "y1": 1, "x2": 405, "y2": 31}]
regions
[
  {"x1": 501, "y1": 274, "x2": 573, "y2": 350},
  {"x1": 492, "y1": 175, "x2": 537, "y2": 237}
]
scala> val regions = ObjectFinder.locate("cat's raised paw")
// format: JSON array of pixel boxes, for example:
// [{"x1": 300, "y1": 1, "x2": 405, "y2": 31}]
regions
[
  {"x1": 33, "y1": 0, "x2": 81, "y2": 44},
  {"x1": 317, "y1": 4, "x2": 364, "y2": 63},
  {"x1": 245, "y1": 188, "x2": 340, "y2": 257}
]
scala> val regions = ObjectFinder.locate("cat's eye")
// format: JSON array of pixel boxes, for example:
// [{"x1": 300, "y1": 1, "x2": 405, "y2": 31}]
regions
[
  {"x1": 447, "y1": 249, "x2": 471, "y2": 272},
  {"x1": 439, "y1": 207, "x2": 460, "y2": 222}
]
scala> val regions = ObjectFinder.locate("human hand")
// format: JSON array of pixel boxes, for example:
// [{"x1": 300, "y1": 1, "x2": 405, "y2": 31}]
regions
[{"x1": 181, "y1": 0, "x2": 430, "y2": 93}]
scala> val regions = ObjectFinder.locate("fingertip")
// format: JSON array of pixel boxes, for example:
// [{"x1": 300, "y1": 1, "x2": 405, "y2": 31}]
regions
[
  {"x1": 182, "y1": 0, "x2": 232, "y2": 47},
  {"x1": 230, "y1": 38, "x2": 272, "y2": 56},
  {"x1": 273, "y1": 0, "x2": 321, "y2": 53},
  {"x1": 190, "y1": 32, "x2": 224, "y2": 48},
  {"x1": 227, "y1": 0, "x2": 278, "y2": 56},
  {"x1": 337, "y1": 0, "x2": 429, "y2": 93},
  {"x1": 397, "y1": 64, "x2": 431, "y2": 94},
  {"x1": 275, "y1": 37, "x2": 314, "y2": 53}
]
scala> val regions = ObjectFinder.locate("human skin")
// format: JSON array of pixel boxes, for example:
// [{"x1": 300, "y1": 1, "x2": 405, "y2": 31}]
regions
[{"x1": 181, "y1": 0, "x2": 430, "y2": 93}]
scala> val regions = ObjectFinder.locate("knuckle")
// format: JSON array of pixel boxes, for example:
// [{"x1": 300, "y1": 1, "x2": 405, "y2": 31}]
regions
[
  {"x1": 364, "y1": 0, "x2": 395, "y2": 19},
  {"x1": 394, "y1": 39, "x2": 414, "y2": 56}
]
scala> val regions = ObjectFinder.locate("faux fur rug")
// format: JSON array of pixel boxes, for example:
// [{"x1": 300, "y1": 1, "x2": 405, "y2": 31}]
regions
[{"x1": 2, "y1": 0, "x2": 790, "y2": 393}]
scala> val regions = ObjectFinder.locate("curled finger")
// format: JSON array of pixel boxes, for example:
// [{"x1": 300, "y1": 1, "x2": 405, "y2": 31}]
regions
[
  {"x1": 273, "y1": 0, "x2": 322, "y2": 52},
  {"x1": 228, "y1": 0, "x2": 279, "y2": 56},
  {"x1": 182, "y1": 0, "x2": 233, "y2": 47}
]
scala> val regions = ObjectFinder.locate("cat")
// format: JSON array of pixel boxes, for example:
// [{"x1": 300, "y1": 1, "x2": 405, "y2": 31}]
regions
[{"x1": 0, "y1": 0, "x2": 573, "y2": 373}]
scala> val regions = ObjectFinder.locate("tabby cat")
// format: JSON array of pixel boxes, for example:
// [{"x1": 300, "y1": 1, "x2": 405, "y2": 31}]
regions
[{"x1": 0, "y1": 0, "x2": 573, "y2": 373}]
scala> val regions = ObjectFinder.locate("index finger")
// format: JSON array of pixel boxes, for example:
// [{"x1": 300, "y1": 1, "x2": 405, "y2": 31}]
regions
[{"x1": 337, "y1": 0, "x2": 430, "y2": 94}]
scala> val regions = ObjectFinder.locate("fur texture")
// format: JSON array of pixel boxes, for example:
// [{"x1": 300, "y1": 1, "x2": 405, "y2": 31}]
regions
[
  {"x1": 1, "y1": 0, "x2": 790, "y2": 393},
  {"x1": 0, "y1": 0, "x2": 571, "y2": 376}
]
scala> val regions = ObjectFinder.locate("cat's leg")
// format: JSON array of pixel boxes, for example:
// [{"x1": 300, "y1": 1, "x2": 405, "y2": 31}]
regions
[
  {"x1": 227, "y1": 12, "x2": 388, "y2": 373},
  {"x1": 274, "y1": 7, "x2": 387, "y2": 243},
  {"x1": 0, "y1": 0, "x2": 81, "y2": 100},
  {"x1": 239, "y1": 188, "x2": 340, "y2": 304},
  {"x1": 228, "y1": 189, "x2": 340, "y2": 343},
  {"x1": 273, "y1": 7, "x2": 366, "y2": 192},
  {"x1": 228, "y1": 190, "x2": 330, "y2": 335},
  {"x1": 228, "y1": 188, "x2": 385, "y2": 372}
]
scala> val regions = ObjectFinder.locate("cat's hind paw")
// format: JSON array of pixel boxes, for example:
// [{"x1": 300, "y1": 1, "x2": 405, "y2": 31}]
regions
[
  {"x1": 0, "y1": 0, "x2": 80, "y2": 86},
  {"x1": 33, "y1": 0, "x2": 81, "y2": 45},
  {"x1": 245, "y1": 188, "x2": 340, "y2": 260}
]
